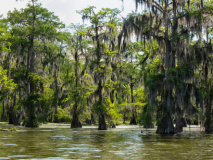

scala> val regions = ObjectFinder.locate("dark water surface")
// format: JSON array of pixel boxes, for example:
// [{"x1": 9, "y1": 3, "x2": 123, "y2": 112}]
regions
[{"x1": 0, "y1": 124, "x2": 213, "y2": 160}]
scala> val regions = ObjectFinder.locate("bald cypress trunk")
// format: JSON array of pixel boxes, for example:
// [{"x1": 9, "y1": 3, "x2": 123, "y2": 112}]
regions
[
  {"x1": 95, "y1": 22, "x2": 107, "y2": 130},
  {"x1": 98, "y1": 114, "x2": 107, "y2": 130},
  {"x1": 71, "y1": 51, "x2": 82, "y2": 128},
  {"x1": 25, "y1": 0, "x2": 38, "y2": 128},
  {"x1": 97, "y1": 77, "x2": 107, "y2": 130},
  {"x1": 204, "y1": 64, "x2": 213, "y2": 132},
  {"x1": 53, "y1": 65, "x2": 59, "y2": 123},
  {"x1": 156, "y1": 0, "x2": 177, "y2": 134},
  {"x1": 1, "y1": 100, "x2": 7, "y2": 122},
  {"x1": 130, "y1": 79, "x2": 137, "y2": 125}
]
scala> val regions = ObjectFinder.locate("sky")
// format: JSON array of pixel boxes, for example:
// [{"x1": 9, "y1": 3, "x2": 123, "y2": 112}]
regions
[{"x1": 0, "y1": 0, "x2": 139, "y2": 26}]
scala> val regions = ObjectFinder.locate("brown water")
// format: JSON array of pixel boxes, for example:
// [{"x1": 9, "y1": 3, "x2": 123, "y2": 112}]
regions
[{"x1": 0, "y1": 123, "x2": 213, "y2": 160}]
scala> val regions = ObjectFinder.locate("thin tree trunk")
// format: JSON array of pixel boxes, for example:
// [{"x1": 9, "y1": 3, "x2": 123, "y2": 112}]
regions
[
  {"x1": 98, "y1": 114, "x2": 107, "y2": 130},
  {"x1": 71, "y1": 51, "x2": 82, "y2": 128},
  {"x1": 53, "y1": 64, "x2": 59, "y2": 123},
  {"x1": 95, "y1": 22, "x2": 107, "y2": 130},
  {"x1": 130, "y1": 76, "x2": 137, "y2": 125},
  {"x1": 1, "y1": 100, "x2": 7, "y2": 122},
  {"x1": 25, "y1": 0, "x2": 38, "y2": 128},
  {"x1": 123, "y1": 112, "x2": 126, "y2": 124}
]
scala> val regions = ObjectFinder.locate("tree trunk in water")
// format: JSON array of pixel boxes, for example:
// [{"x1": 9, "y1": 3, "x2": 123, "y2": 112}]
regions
[
  {"x1": 71, "y1": 112, "x2": 82, "y2": 128},
  {"x1": 156, "y1": 3, "x2": 175, "y2": 134},
  {"x1": 130, "y1": 113, "x2": 137, "y2": 125},
  {"x1": 8, "y1": 110, "x2": 22, "y2": 126},
  {"x1": 97, "y1": 73, "x2": 107, "y2": 130},
  {"x1": 71, "y1": 51, "x2": 82, "y2": 128},
  {"x1": 130, "y1": 75, "x2": 137, "y2": 125},
  {"x1": 156, "y1": 112, "x2": 175, "y2": 134},
  {"x1": 54, "y1": 106, "x2": 59, "y2": 123},
  {"x1": 123, "y1": 112, "x2": 126, "y2": 124},
  {"x1": 108, "y1": 121, "x2": 116, "y2": 128},
  {"x1": 156, "y1": 89, "x2": 176, "y2": 134},
  {"x1": 25, "y1": 119, "x2": 37, "y2": 127},
  {"x1": 25, "y1": 1, "x2": 37, "y2": 128},
  {"x1": 1, "y1": 100, "x2": 7, "y2": 122},
  {"x1": 175, "y1": 116, "x2": 183, "y2": 132},
  {"x1": 98, "y1": 114, "x2": 107, "y2": 130},
  {"x1": 91, "y1": 113, "x2": 96, "y2": 124},
  {"x1": 204, "y1": 63, "x2": 213, "y2": 132},
  {"x1": 53, "y1": 65, "x2": 59, "y2": 123},
  {"x1": 175, "y1": 107, "x2": 185, "y2": 132},
  {"x1": 204, "y1": 97, "x2": 213, "y2": 132},
  {"x1": 25, "y1": 89, "x2": 38, "y2": 129}
]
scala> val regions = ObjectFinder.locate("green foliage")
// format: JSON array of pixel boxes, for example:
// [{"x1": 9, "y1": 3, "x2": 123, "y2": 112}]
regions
[
  {"x1": 145, "y1": 73, "x2": 164, "y2": 91},
  {"x1": 55, "y1": 108, "x2": 71, "y2": 122},
  {"x1": 0, "y1": 23, "x2": 11, "y2": 52},
  {"x1": 0, "y1": 127, "x2": 17, "y2": 131},
  {"x1": 0, "y1": 0, "x2": 212, "y2": 132},
  {"x1": 0, "y1": 66, "x2": 17, "y2": 99}
]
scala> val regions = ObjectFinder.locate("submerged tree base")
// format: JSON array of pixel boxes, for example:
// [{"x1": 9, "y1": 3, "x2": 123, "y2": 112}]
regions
[
  {"x1": 156, "y1": 114, "x2": 176, "y2": 134},
  {"x1": 71, "y1": 121, "x2": 82, "y2": 128},
  {"x1": 205, "y1": 122, "x2": 213, "y2": 133},
  {"x1": 98, "y1": 114, "x2": 107, "y2": 130},
  {"x1": 24, "y1": 115, "x2": 39, "y2": 128},
  {"x1": 71, "y1": 115, "x2": 82, "y2": 128},
  {"x1": 25, "y1": 122, "x2": 39, "y2": 128}
]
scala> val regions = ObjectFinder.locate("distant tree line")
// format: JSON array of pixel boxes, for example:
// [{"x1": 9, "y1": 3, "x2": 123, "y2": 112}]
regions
[{"x1": 0, "y1": 0, "x2": 212, "y2": 134}]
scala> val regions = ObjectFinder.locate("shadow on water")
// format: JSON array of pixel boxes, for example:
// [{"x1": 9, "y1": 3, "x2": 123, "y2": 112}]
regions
[{"x1": 0, "y1": 123, "x2": 213, "y2": 159}]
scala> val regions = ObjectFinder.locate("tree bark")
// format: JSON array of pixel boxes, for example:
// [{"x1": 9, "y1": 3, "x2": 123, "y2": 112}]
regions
[
  {"x1": 130, "y1": 75, "x2": 137, "y2": 125},
  {"x1": 156, "y1": 1, "x2": 175, "y2": 134},
  {"x1": 156, "y1": 112, "x2": 175, "y2": 134},
  {"x1": 130, "y1": 112, "x2": 137, "y2": 125},
  {"x1": 1, "y1": 100, "x2": 7, "y2": 122},
  {"x1": 25, "y1": 0, "x2": 37, "y2": 127},
  {"x1": 53, "y1": 64, "x2": 59, "y2": 123},
  {"x1": 71, "y1": 108, "x2": 82, "y2": 128},
  {"x1": 98, "y1": 114, "x2": 107, "y2": 130},
  {"x1": 204, "y1": 98, "x2": 213, "y2": 132},
  {"x1": 204, "y1": 63, "x2": 213, "y2": 132},
  {"x1": 71, "y1": 51, "x2": 82, "y2": 128}
]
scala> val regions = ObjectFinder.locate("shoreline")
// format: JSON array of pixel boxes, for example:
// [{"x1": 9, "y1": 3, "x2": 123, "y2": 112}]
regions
[{"x1": 0, "y1": 122, "x2": 205, "y2": 132}]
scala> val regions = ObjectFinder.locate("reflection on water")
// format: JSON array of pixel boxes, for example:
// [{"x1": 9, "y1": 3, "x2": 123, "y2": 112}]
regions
[{"x1": 0, "y1": 124, "x2": 213, "y2": 160}]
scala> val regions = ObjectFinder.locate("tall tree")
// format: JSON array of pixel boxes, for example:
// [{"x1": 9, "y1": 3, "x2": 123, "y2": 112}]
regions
[
  {"x1": 119, "y1": 0, "x2": 212, "y2": 134},
  {"x1": 78, "y1": 7, "x2": 121, "y2": 130},
  {"x1": 6, "y1": 0, "x2": 64, "y2": 127}
]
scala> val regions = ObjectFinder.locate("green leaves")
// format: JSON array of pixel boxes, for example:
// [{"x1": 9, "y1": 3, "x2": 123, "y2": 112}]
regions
[{"x1": 0, "y1": 67, "x2": 17, "y2": 99}]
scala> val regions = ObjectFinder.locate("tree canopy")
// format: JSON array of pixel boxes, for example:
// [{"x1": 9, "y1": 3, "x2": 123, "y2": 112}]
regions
[{"x1": 0, "y1": 0, "x2": 212, "y2": 134}]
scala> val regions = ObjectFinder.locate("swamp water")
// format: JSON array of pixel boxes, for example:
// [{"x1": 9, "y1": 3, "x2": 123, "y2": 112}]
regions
[{"x1": 0, "y1": 123, "x2": 213, "y2": 160}]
